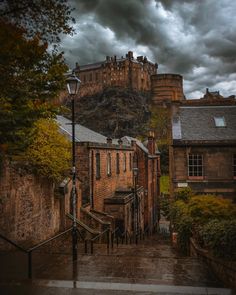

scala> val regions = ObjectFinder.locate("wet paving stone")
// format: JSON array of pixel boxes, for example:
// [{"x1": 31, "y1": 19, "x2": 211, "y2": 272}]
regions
[{"x1": 0, "y1": 233, "x2": 232, "y2": 294}]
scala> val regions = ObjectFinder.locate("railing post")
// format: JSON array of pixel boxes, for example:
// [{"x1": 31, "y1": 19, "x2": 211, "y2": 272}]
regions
[
  {"x1": 111, "y1": 232, "x2": 114, "y2": 249},
  {"x1": 90, "y1": 241, "x2": 93, "y2": 254},
  {"x1": 85, "y1": 240, "x2": 87, "y2": 254},
  {"x1": 107, "y1": 230, "x2": 110, "y2": 254},
  {"x1": 116, "y1": 233, "x2": 119, "y2": 247},
  {"x1": 28, "y1": 251, "x2": 32, "y2": 279}
]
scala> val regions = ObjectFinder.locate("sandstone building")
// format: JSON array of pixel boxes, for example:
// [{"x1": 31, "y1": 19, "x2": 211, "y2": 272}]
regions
[
  {"x1": 74, "y1": 51, "x2": 158, "y2": 97},
  {"x1": 170, "y1": 104, "x2": 236, "y2": 199},
  {"x1": 151, "y1": 73, "x2": 185, "y2": 104}
]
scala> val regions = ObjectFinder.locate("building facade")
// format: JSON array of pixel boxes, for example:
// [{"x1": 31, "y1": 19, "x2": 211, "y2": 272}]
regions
[
  {"x1": 74, "y1": 51, "x2": 158, "y2": 97},
  {"x1": 57, "y1": 116, "x2": 161, "y2": 234},
  {"x1": 170, "y1": 104, "x2": 236, "y2": 199}
]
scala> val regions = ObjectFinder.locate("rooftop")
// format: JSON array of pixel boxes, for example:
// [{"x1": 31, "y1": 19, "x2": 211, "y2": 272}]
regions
[
  {"x1": 56, "y1": 115, "x2": 107, "y2": 144},
  {"x1": 172, "y1": 106, "x2": 236, "y2": 142}
]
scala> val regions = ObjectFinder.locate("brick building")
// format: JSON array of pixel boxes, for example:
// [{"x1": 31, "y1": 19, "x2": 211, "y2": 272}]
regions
[
  {"x1": 74, "y1": 51, "x2": 158, "y2": 97},
  {"x1": 122, "y1": 135, "x2": 161, "y2": 232},
  {"x1": 170, "y1": 104, "x2": 236, "y2": 199},
  {"x1": 57, "y1": 116, "x2": 161, "y2": 234}
]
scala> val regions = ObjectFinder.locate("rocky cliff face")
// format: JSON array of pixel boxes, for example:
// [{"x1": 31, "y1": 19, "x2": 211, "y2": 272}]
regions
[{"x1": 65, "y1": 87, "x2": 151, "y2": 138}]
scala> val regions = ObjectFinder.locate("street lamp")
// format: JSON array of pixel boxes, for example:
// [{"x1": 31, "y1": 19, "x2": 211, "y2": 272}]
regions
[
  {"x1": 133, "y1": 167, "x2": 139, "y2": 244},
  {"x1": 66, "y1": 74, "x2": 81, "y2": 262}
]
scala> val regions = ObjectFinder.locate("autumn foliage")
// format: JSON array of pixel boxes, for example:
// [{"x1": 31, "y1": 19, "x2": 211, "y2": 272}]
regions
[{"x1": 26, "y1": 119, "x2": 71, "y2": 181}]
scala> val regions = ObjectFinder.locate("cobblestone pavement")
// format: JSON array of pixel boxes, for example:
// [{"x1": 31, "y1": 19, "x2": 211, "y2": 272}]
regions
[{"x1": 0, "y1": 228, "x2": 233, "y2": 294}]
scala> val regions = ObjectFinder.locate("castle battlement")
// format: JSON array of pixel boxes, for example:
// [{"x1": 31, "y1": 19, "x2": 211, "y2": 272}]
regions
[{"x1": 74, "y1": 51, "x2": 158, "y2": 97}]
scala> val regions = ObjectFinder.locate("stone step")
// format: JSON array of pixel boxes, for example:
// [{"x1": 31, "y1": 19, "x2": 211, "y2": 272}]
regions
[{"x1": 0, "y1": 280, "x2": 232, "y2": 295}]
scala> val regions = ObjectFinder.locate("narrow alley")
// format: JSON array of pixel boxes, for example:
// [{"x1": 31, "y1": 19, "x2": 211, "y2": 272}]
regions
[{"x1": 0, "y1": 222, "x2": 232, "y2": 295}]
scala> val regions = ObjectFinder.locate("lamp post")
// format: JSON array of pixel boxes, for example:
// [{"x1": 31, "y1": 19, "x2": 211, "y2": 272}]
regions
[
  {"x1": 133, "y1": 167, "x2": 139, "y2": 244},
  {"x1": 66, "y1": 74, "x2": 81, "y2": 261}
]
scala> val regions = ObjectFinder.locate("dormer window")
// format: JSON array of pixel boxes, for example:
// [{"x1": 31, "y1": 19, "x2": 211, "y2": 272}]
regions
[{"x1": 214, "y1": 117, "x2": 226, "y2": 127}]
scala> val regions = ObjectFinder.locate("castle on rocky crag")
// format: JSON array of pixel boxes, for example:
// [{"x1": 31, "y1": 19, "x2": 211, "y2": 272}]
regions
[{"x1": 74, "y1": 51, "x2": 158, "y2": 97}]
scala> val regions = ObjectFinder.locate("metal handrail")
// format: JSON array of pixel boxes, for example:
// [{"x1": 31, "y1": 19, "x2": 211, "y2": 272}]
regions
[
  {"x1": 0, "y1": 233, "x2": 27, "y2": 253},
  {"x1": 89, "y1": 228, "x2": 110, "y2": 254},
  {"x1": 0, "y1": 227, "x2": 73, "y2": 279},
  {"x1": 66, "y1": 213, "x2": 100, "y2": 235},
  {"x1": 80, "y1": 207, "x2": 111, "y2": 226}
]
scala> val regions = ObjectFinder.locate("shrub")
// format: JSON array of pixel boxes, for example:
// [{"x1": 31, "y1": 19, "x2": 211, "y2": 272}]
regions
[
  {"x1": 170, "y1": 200, "x2": 192, "y2": 253},
  {"x1": 199, "y1": 219, "x2": 236, "y2": 259},
  {"x1": 188, "y1": 195, "x2": 236, "y2": 225},
  {"x1": 160, "y1": 193, "x2": 171, "y2": 219},
  {"x1": 174, "y1": 187, "x2": 193, "y2": 202}
]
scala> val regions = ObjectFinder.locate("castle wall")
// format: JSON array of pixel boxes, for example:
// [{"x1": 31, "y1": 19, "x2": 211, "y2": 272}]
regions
[
  {"x1": 151, "y1": 74, "x2": 184, "y2": 104},
  {"x1": 74, "y1": 52, "x2": 158, "y2": 97}
]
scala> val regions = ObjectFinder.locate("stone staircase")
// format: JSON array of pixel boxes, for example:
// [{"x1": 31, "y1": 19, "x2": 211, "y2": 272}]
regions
[{"x1": 0, "y1": 230, "x2": 233, "y2": 294}]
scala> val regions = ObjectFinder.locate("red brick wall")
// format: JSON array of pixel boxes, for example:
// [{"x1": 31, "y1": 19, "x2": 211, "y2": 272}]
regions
[{"x1": 91, "y1": 148, "x2": 133, "y2": 211}]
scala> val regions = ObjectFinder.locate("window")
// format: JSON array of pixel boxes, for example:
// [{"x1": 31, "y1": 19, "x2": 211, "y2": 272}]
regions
[
  {"x1": 214, "y1": 117, "x2": 226, "y2": 127},
  {"x1": 129, "y1": 153, "x2": 132, "y2": 171},
  {"x1": 233, "y1": 154, "x2": 236, "y2": 178},
  {"x1": 116, "y1": 153, "x2": 120, "y2": 174},
  {"x1": 188, "y1": 154, "x2": 203, "y2": 178},
  {"x1": 123, "y1": 153, "x2": 126, "y2": 172},
  {"x1": 107, "y1": 153, "x2": 111, "y2": 176},
  {"x1": 95, "y1": 153, "x2": 100, "y2": 179}
]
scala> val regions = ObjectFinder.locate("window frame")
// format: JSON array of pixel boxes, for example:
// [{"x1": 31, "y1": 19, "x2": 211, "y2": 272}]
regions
[
  {"x1": 95, "y1": 152, "x2": 101, "y2": 179},
  {"x1": 123, "y1": 153, "x2": 126, "y2": 172},
  {"x1": 233, "y1": 154, "x2": 236, "y2": 179},
  {"x1": 214, "y1": 116, "x2": 226, "y2": 127},
  {"x1": 188, "y1": 154, "x2": 203, "y2": 179},
  {"x1": 107, "y1": 153, "x2": 112, "y2": 176},
  {"x1": 116, "y1": 153, "x2": 120, "y2": 174}
]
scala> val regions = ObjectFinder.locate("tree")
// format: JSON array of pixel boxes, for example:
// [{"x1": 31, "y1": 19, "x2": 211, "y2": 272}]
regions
[
  {"x1": 0, "y1": 0, "x2": 75, "y2": 42},
  {"x1": 25, "y1": 118, "x2": 71, "y2": 181},
  {"x1": 0, "y1": 21, "x2": 68, "y2": 154}
]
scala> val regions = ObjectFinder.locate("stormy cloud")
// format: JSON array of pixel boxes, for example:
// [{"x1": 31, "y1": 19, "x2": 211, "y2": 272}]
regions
[{"x1": 60, "y1": 0, "x2": 236, "y2": 98}]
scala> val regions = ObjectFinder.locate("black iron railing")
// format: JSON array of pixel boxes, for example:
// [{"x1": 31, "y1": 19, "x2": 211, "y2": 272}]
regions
[{"x1": 0, "y1": 228, "x2": 73, "y2": 279}]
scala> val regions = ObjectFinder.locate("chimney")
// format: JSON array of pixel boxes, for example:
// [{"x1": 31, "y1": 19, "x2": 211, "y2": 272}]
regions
[
  {"x1": 106, "y1": 137, "x2": 112, "y2": 144},
  {"x1": 147, "y1": 131, "x2": 155, "y2": 155},
  {"x1": 106, "y1": 56, "x2": 110, "y2": 62},
  {"x1": 137, "y1": 56, "x2": 143, "y2": 62},
  {"x1": 118, "y1": 138, "x2": 123, "y2": 146},
  {"x1": 75, "y1": 62, "x2": 79, "y2": 69},
  {"x1": 127, "y1": 51, "x2": 133, "y2": 59}
]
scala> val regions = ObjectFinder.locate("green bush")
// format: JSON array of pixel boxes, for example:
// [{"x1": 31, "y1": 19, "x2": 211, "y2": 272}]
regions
[
  {"x1": 174, "y1": 187, "x2": 193, "y2": 202},
  {"x1": 170, "y1": 194, "x2": 236, "y2": 257},
  {"x1": 188, "y1": 195, "x2": 236, "y2": 225},
  {"x1": 170, "y1": 200, "x2": 192, "y2": 253},
  {"x1": 199, "y1": 219, "x2": 236, "y2": 259},
  {"x1": 160, "y1": 193, "x2": 171, "y2": 219}
]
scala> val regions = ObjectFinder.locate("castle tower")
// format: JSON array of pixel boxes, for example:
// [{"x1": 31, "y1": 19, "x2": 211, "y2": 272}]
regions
[{"x1": 151, "y1": 74, "x2": 184, "y2": 104}]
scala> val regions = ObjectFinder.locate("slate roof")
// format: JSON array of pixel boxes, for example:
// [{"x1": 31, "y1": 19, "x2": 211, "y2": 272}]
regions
[
  {"x1": 121, "y1": 136, "x2": 149, "y2": 154},
  {"x1": 56, "y1": 115, "x2": 107, "y2": 144},
  {"x1": 172, "y1": 106, "x2": 236, "y2": 142}
]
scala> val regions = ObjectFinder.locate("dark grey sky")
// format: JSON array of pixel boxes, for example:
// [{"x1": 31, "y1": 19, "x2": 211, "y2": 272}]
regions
[{"x1": 60, "y1": 0, "x2": 236, "y2": 98}]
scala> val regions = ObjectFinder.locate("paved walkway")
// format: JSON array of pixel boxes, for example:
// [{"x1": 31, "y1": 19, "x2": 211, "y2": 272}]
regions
[{"x1": 0, "y1": 231, "x2": 233, "y2": 294}]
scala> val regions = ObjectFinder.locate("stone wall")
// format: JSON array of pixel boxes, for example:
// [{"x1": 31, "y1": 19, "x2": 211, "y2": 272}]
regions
[
  {"x1": 170, "y1": 145, "x2": 236, "y2": 198},
  {"x1": 0, "y1": 160, "x2": 73, "y2": 248},
  {"x1": 151, "y1": 74, "x2": 184, "y2": 104},
  {"x1": 74, "y1": 52, "x2": 158, "y2": 97},
  {"x1": 190, "y1": 238, "x2": 236, "y2": 289}
]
